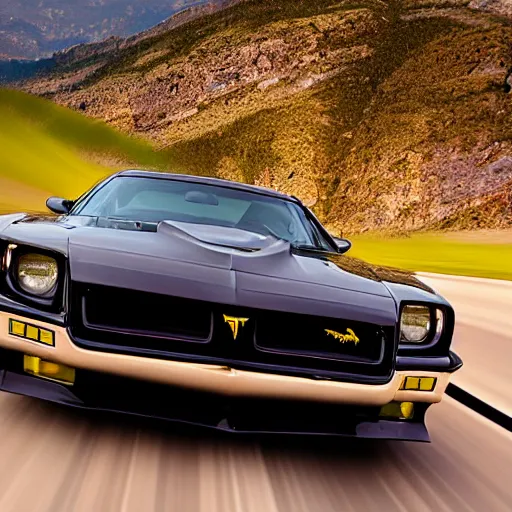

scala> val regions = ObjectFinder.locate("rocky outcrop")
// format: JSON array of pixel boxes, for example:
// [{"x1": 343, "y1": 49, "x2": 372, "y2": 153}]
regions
[
  {"x1": 54, "y1": 37, "x2": 123, "y2": 67},
  {"x1": 469, "y1": 0, "x2": 512, "y2": 18}
]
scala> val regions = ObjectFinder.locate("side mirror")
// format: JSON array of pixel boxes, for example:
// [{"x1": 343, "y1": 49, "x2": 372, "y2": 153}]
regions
[
  {"x1": 333, "y1": 237, "x2": 352, "y2": 254},
  {"x1": 46, "y1": 197, "x2": 74, "y2": 215}
]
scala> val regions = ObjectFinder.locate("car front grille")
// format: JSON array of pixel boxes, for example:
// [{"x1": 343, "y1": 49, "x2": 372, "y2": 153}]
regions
[
  {"x1": 82, "y1": 285, "x2": 212, "y2": 342},
  {"x1": 255, "y1": 311, "x2": 384, "y2": 363},
  {"x1": 69, "y1": 283, "x2": 396, "y2": 383}
]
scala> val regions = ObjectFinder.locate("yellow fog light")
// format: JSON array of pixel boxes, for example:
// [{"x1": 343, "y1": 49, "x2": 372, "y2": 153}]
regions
[
  {"x1": 400, "y1": 402, "x2": 414, "y2": 420},
  {"x1": 8, "y1": 319, "x2": 55, "y2": 346},
  {"x1": 10, "y1": 320, "x2": 26, "y2": 337},
  {"x1": 400, "y1": 376, "x2": 436, "y2": 392},
  {"x1": 419, "y1": 377, "x2": 436, "y2": 391},
  {"x1": 24, "y1": 355, "x2": 75, "y2": 385},
  {"x1": 379, "y1": 401, "x2": 415, "y2": 420}
]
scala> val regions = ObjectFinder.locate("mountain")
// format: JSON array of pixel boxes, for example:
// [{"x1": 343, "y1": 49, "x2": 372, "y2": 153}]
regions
[
  {"x1": 0, "y1": 58, "x2": 55, "y2": 83},
  {"x1": 18, "y1": 0, "x2": 512, "y2": 234},
  {"x1": 0, "y1": 0, "x2": 207, "y2": 59}
]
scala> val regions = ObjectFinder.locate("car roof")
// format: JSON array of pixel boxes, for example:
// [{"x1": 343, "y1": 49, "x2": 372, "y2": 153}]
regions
[{"x1": 116, "y1": 170, "x2": 301, "y2": 203}]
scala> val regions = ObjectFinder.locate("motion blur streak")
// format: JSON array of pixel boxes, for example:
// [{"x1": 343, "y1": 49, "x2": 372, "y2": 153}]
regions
[
  {"x1": 419, "y1": 274, "x2": 512, "y2": 416},
  {"x1": 0, "y1": 393, "x2": 510, "y2": 512}
]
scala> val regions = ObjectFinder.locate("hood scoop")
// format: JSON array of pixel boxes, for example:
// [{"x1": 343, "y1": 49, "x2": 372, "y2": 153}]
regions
[{"x1": 158, "y1": 221, "x2": 280, "y2": 252}]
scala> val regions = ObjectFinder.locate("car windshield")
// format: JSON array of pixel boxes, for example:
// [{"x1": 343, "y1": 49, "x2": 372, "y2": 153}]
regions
[{"x1": 72, "y1": 176, "x2": 320, "y2": 246}]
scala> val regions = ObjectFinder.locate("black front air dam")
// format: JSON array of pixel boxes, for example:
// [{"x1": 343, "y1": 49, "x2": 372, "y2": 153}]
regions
[{"x1": 0, "y1": 353, "x2": 430, "y2": 442}]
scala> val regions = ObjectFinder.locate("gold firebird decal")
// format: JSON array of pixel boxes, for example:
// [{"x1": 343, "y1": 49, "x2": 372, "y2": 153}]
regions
[
  {"x1": 325, "y1": 328, "x2": 360, "y2": 345},
  {"x1": 223, "y1": 315, "x2": 249, "y2": 340}
]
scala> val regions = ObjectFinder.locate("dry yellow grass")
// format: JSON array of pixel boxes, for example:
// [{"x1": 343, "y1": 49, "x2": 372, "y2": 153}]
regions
[
  {"x1": 0, "y1": 88, "x2": 173, "y2": 212},
  {"x1": 350, "y1": 232, "x2": 512, "y2": 281}
]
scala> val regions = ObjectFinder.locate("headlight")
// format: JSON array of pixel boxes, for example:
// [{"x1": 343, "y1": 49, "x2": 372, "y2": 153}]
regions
[
  {"x1": 400, "y1": 305, "x2": 431, "y2": 343},
  {"x1": 17, "y1": 253, "x2": 58, "y2": 297}
]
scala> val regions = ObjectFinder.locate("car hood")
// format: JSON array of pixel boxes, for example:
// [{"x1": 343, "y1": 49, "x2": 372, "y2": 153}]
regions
[{"x1": 0, "y1": 214, "x2": 442, "y2": 325}]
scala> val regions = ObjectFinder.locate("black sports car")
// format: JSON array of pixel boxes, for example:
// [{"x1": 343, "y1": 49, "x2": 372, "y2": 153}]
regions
[{"x1": 0, "y1": 171, "x2": 462, "y2": 441}]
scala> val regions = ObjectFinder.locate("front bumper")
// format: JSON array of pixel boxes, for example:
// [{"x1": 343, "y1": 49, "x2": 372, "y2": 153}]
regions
[
  {"x1": 0, "y1": 311, "x2": 460, "y2": 440},
  {"x1": 0, "y1": 349, "x2": 432, "y2": 441}
]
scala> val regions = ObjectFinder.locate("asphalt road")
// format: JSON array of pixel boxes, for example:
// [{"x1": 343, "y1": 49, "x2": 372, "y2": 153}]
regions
[
  {"x1": 0, "y1": 273, "x2": 511, "y2": 511},
  {"x1": 418, "y1": 273, "x2": 512, "y2": 417},
  {"x1": 0, "y1": 392, "x2": 510, "y2": 512}
]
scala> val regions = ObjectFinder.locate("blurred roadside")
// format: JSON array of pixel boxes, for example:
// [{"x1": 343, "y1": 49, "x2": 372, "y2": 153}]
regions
[
  {"x1": 350, "y1": 232, "x2": 512, "y2": 281},
  {"x1": 418, "y1": 273, "x2": 512, "y2": 416},
  {"x1": 0, "y1": 89, "x2": 173, "y2": 214}
]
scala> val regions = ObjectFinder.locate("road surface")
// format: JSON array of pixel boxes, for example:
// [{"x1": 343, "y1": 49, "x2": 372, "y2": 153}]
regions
[
  {"x1": 418, "y1": 273, "x2": 512, "y2": 416},
  {"x1": 0, "y1": 392, "x2": 510, "y2": 512},
  {"x1": 0, "y1": 273, "x2": 510, "y2": 511}
]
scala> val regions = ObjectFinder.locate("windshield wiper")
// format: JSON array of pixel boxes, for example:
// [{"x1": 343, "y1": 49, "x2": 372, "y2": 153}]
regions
[
  {"x1": 96, "y1": 217, "x2": 158, "y2": 232},
  {"x1": 292, "y1": 243, "x2": 324, "y2": 252}
]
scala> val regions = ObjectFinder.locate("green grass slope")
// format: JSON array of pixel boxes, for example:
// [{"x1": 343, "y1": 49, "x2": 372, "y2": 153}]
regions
[
  {"x1": 350, "y1": 232, "x2": 512, "y2": 281},
  {"x1": 0, "y1": 88, "x2": 170, "y2": 213}
]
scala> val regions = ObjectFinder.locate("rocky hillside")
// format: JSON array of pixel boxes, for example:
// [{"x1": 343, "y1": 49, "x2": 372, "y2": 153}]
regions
[
  {"x1": 0, "y1": 0, "x2": 206, "y2": 59},
  {"x1": 20, "y1": 0, "x2": 512, "y2": 234}
]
